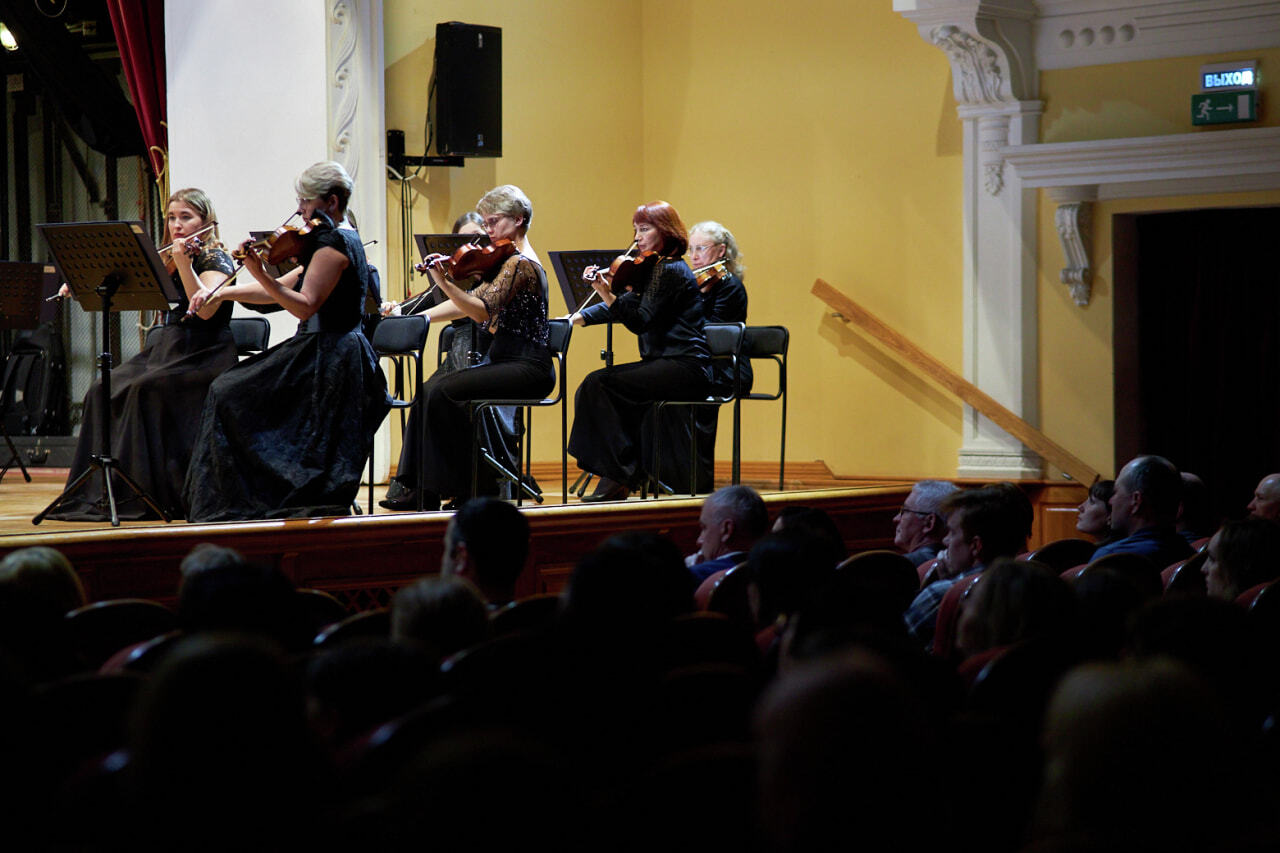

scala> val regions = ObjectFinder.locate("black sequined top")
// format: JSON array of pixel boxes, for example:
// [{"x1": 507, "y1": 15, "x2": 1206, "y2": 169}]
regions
[
  {"x1": 165, "y1": 246, "x2": 235, "y2": 330},
  {"x1": 472, "y1": 254, "x2": 550, "y2": 363}
]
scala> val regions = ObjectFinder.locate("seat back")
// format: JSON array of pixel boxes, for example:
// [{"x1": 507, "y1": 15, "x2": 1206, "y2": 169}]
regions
[
  {"x1": 490, "y1": 593, "x2": 562, "y2": 638},
  {"x1": 228, "y1": 316, "x2": 271, "y2": 355},
  {"x1": 931, "y1": 572, "x2": 983, "y2": 659},
  {"x1": 705, "y1": 562, "x2": 753, "y2": 629},
  {"x1": 1084, "y1": 551, "x2": 1163, "y2": 600},
  {"x1": 1027, "y1": 537, "x2": 1097, "y2": 572},
  {"x1": 297, "y1": 587, "x2": 349, "y2": 633},
  {"x1": 736, "y1": 324, "x2": 788, "y2": 489},
  {"x1": 437, "y1": 323, "x2": 457, "y2": 367},
  {"x1": 66, "y1": 598, "x2": 178, "y2": 671},
  {"x1": 704, "y1": 322, "x2": 745, "y2": 403},
  {"x1": 313, "y1": 608, "x2": 391, "y2": 647},
  {"x1": 541, "y1": 317, "x2": 573, "y2": 405},
  {"x1": 1162, "y1": 550, "x2": 1208, "y2": 595},
  {"x1": 836, "y1": 549, "x2": 921, "y2": 615},
  {"x1": 372, "y1": 314, "x2": 429, "y2": 358}
]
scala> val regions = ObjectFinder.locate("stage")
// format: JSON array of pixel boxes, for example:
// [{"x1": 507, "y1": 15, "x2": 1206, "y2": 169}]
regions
[{"x1": 0, "y1": 464, "x2": 1086, "y2": 611}]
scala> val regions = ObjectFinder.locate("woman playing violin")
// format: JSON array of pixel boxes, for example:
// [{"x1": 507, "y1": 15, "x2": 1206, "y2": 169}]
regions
[
  {"x1": 568, "y1": 201, "x2": 711, "y2": 502},
  {"x1": 181, "y1": 161, "x2": 390, "y2": 521},
  {"x1": 679, "y1": 220, "x2": 753, "y2": 493},
  {"x1": 381, "y1": 184, "x2": 552, "y2": 511},
  {"x1": 47, "y1": 188, "x2": 238, "y2": 522}
]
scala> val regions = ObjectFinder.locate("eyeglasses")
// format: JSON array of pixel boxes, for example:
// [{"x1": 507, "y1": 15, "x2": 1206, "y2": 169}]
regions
[
  {"x1": 897, "y1": 505, "x2": 932, "y2": 517},
  {"x1": 482, "y1": 214, "x2": 510, "y2": 231},
  {"x1": 689, "y1": 244, "x2": 719, "y2": 254}
]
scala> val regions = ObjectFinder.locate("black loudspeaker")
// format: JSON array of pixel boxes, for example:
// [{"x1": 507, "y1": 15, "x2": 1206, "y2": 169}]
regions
[{"x1": 434, "y1": 22, "x2": 501, "y2": 158}]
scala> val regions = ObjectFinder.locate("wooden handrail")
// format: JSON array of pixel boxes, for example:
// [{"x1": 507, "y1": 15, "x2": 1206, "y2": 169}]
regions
[{"x1": 812, "y1": 278, "x2": 1100, "y2": 485}]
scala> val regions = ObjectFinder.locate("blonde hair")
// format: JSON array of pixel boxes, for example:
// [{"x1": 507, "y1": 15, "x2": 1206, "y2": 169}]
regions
[
  {"x1": 294, "y1": 161, "x2": 353, "y2": 215},
  {"x1": 166, "y1": 187, "x2": 222, "y2": 250},
  {"x1": 690, "y1": 220, "x2": 744, "y2": 278},
  {"x1": 477, "y1": 185, "x2": 533, "y2": 233}
]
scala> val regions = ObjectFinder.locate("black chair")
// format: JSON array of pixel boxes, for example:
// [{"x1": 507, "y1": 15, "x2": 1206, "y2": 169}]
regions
[
  {"x1": 368, "y1": 315, "x2": 429, "y2": 512},
  {"x1": 228, "y1": 316, "x2": 270, "y2": 355},
  {"x1": 313, "y1": 608, "x2": 391, "y2": 647},
  {"x1": 645, "y1": 322, "x2": 745, "y2": 498},
  {"x1": 735, "y1": 325, "x2": 789, "y2": 490},
  {"x1": 65, "y1": 598, "x2": 178, "y2": 671},
  {"x1": 466, "y1": 318, "x2": 573, "y2": 505}
]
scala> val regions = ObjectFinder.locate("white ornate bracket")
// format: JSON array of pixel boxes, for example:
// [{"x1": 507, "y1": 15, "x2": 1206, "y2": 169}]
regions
[{"x1": 1049, "y1": 187, "x2": 1095, "y2": 305}]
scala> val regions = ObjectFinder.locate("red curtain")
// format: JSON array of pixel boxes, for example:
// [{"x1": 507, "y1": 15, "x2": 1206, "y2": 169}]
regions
[{"x1": 106, "y1": 0, "x2": 166, "y2": 179}]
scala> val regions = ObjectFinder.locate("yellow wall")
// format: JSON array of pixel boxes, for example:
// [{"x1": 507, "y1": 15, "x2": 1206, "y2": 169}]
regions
[
  {"x1": 1036, "y1": 49, "x2": 1280, "y2": 477},
  {"x1": 384, "y1": 1, "x2": 963, "y2": 479}
]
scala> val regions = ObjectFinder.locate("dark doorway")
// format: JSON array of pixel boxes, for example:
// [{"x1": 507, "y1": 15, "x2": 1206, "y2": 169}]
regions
[{"x1": 1113, "y1": 206, "x2": 1280, "y2": 528}]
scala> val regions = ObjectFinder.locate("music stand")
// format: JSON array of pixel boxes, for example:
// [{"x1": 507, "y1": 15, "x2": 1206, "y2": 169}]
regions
[
  {"x1": 0, "y1": 261, "x2": 52, "y2": 484},
  {"x1": 33, "y1": 221, "x2": 180, "y2": 526},
  {"x1": 548, "y1": 250, "x2": 624, "y2": 496}
]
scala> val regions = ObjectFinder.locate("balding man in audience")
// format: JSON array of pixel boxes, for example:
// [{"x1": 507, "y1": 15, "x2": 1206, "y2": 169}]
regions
[
  {"x1": 1092, "y1": 455, "x2": 1192, "y2": 567},
  {"x1": 440, "y1": 497, "x2": 530, "y2": 609},
  {"x1": 1247, "y1": 473, "x2": 1280, "y2": 521},
  {"x1": 893, "y1": 480, "x2": 958, "y2": 567},
  {"x1": 904, "y1": 486, "x2": 1025, "y2": 647},
  {"x1": 688, "y1": 485, "x2": 769, "y2": 583}
]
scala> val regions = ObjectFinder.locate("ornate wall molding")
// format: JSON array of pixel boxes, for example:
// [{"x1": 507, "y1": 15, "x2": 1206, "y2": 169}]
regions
[
  {"x1": 1033, "y1": 0, "x2": 1280, "y2": 70},
  {"x1": 1049, "y1": 188, "x2": 1094, "y2": 306},
  {"x1": 328, "y1": 0, "x2": 360, "y2": 176}
]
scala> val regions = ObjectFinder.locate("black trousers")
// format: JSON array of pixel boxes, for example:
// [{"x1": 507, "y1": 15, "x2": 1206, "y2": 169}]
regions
[
  {"x1": 404, "y1": 356, "x2": 553, "y2": 497},
  {"x1": 568, "y1": 357, "x2": 710, "y2": 489}
]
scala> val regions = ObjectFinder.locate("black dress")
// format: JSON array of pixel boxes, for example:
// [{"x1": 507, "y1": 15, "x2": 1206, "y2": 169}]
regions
[
  {"x1": 404, "y1": 255, "x2": 553, "y2": 498},
  {"x1": 569, "y1": 258, "x2": 710, "y2": 490},
  {"x1": 182, "y1": 226, "x2": 391, "y2": 521},
  {"x1": 47, "y1": 247, "x2": 238, "y2": 521},
  {"x1": 656, "y1": 271, "x2": 754, "y2": 493}
]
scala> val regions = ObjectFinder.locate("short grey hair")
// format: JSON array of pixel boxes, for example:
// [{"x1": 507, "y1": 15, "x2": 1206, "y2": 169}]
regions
[
  {"x1": 708, "y1": 485, "x2": 769, "y2": 538},
  {"x1": 295, "y1": 161, "x2": 353, "y2": 214},
  {"x1": 910, "y1": 480, "x2": 959, "y2": 517},
  {"x1": 689, "y1": 220, "x2": 744, "y2": 277},
  {"x1": 477, "y1": 184, "x2": 533, "y2": 232}
]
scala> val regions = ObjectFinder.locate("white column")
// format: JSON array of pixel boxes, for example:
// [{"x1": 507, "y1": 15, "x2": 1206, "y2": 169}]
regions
[{"x1": 896, "y1": 1, "x2": 1045, "y2": 479}]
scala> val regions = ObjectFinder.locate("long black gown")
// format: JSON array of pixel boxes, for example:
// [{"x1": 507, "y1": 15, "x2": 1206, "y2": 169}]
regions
[
  {"x1": 570, "y1": 258, "x2": 710, "y2": 490},
  {"x1": 404, "y1": 254, "x2": 553, "y2": 498},
  {"x1": 47, "y1": 247, "x2": 238, "y2": 521},
  {"x1": 182, "y1": 226, "x2": 391, "y2": 521}
]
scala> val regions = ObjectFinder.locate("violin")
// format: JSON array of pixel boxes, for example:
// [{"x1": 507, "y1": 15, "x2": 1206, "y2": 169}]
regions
[
  {"x1": 233, "y1": 217, "x2": 328, "y2": 266},
  {"x1": 692, "y1": 259, "x2": 729, "y2": 292},
  {"x1": 414, "y1": 238, "x2": 517, "y2": 281},
  {"x1": 159, "y1": 221, "x2": 218, "y2": 274},
  {"x1": 588, "y1": 249, "x2": 660, "y2": 295}
]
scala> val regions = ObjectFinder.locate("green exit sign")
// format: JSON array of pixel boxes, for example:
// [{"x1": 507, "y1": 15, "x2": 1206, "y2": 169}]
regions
[{"x1": 1192, "y1": 91, "x2": 1258, "y2": 125}]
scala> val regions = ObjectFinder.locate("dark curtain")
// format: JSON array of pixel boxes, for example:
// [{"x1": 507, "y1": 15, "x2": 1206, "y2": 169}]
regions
[
  {"x1": 0, "y1": 1, "x2": 143, "y2": 157},
  {"x1": 106, "y1": 0, "x2": 167, "y2": 179},
  {"x1": 1114, "y1": 207, "x2": 1280, "y2": 526}
]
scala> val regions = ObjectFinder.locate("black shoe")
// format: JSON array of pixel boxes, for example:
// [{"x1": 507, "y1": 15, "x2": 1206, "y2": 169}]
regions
[
  {"x1": 379, "y1": 484, "x2": 441, "y2": 512},
  {"x1": 579, "y1": 476, "x2": 629, "y2": 503}
]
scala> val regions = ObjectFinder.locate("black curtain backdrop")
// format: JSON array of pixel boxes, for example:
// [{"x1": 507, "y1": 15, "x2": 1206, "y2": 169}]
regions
[
  {"x1": 1114, "y1": 206, "x2": 1280, "y2": 527},
  {"x1": 2, "y1": 0, "x2": 143, "y2": 157}
]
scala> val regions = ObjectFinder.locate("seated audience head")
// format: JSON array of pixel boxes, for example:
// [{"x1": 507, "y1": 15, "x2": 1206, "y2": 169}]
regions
[
  {"x1": 1247, "y1": 472, "x2": 1280, "y2": 521},
  {"x1": 176, "y1": 554, "x2": 311, "y2": 652},
  {"x1": 938, "y1": 486, "x2": 1028, "y2": 579},
  {"x1": 1202, "y1": 517, "x2": 1280, "y2": 600},
  {"x1": 696, "y1": 485, "x2": 769, "y2": 564},
  {"x1": 564, "y1": 531, "x2": 694, "y2": 633},
  {"x1": 770, "y1": 506, "x2": 847, "y2": 563},
  {"x1": 0, "y1": 546, "x2": 85, "y2": 614},
  {"x1": 442, "y1": 497, "x2": 530, "y2": 606},
  {"x1": 956, "y1": 558, "x2": 1077, "y2": 658},
  {"x1": 178, "y1": 543, "x2": 246, "y2": 578},
  {"x1": 1075, "y1": 479, "x2": 1115, "y2": 541},
  {"x1": 391, "y1": 574, "x2": 491, "y2": 661},
  {"x1": 1109, "y1": 455, "x2": 1182, "y2": 537},
  {"x1": 305, "y1": 639, "x2": 438, "y2": 748},
  {"x1": 893, "y1": 480, "x2": 958, "y2": 554},
  {"x1": 1177, "y1": 471, "x2": 1212, "y2": 536},
  {"x1": 746, "y1": 530, "x2": 839, "y2": 630}
]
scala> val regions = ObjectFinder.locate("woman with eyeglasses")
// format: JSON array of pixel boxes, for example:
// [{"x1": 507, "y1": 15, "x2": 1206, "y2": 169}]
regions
[
  {"x1": 182, "y1": 161, "x2": 391, "y2": 521},
  {"x1": 568, "y1": 201, "x2": 711, "y2": 502},
  {"x1": 381, "y1": 185, "x2": 553, "y2": 512}
]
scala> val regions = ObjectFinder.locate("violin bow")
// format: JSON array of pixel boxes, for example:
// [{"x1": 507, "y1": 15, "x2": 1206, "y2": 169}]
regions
[
  {"x1": 576, "y1": 240, "x2": 637, "y2": 314},
  {"x1": 181, "y1": 211, "x2": 299, "y2": 322},
  {"x1": 390, "y1": 234, "x2": 485, "y2": 316}
]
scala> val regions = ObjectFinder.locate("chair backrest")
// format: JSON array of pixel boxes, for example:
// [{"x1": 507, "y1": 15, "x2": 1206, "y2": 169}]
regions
[
  {"x1": 489, "y1": 593, "x2": 562, "y2": 638},
  {"x1": 296, "y1": 587, "x2": 349, "y2": 633},
  {"x1": 1162, "y1": 550, "x2": 1208, "y2": 595},
  {"x1": 931, "y1": 572, "x2": 983, "y2": 659},
  {"x1": 704, "y1": 321, "x2": 745, "y2": 359},
  {"x1": 539, "y1": 318, "x2": 573, "y2": 405},
  {"x1": 437, "y1": 323, "x2": 457, "y2": 366},
  {"x1": 65, "y1": 598, "x2": 178, "y2": 671},
  {"x1": 371, "y1": 314, "x2": 428, "y2": 358},
  {"x1": 1027, "y1": 537, "x2": 1098, "y2": 572},
  {"x1": 705, "y1": 562, "x2": 753, "y2": 629},
  {"x1": 313, "y1": 607, "x2": 391, "y2": 647},
  {"x1": 1083, "y1": 551, "x2": 1163, "y2": 600},
  {"x1": 835, "y1": 549, "x2": 921, "y2": 615},
  {"x1": 229, "y1": 316, "x2": 271, "y2": 355},
  {"x1": 742, "y1": 324, "x2": 788, "y2": 359}
]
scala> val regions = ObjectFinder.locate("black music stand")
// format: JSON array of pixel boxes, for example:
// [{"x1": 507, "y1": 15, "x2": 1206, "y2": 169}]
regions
[
  {"x1": 0, "y1": 261, "x2": 52, "y2": 484},
  {"x1": 548, "y1": 250, "x2": 625, "y2": 496},
  {"x1": 32, "y1": 221, "x2": 180, "y2": 526}
]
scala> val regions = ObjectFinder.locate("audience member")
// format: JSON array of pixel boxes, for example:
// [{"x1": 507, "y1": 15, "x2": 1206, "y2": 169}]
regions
[
  {"x1": 1201, "y1": 516, "x2": 1280, "y2": 601},
  {"x1": 1247, "y1": 472, "x2": 1280, "y2": 521},
  {"x1": 892, "y1": 480, "x2": 958, "y2": 567},
  {"x1": 0, "y1": 546, "x2": 86, "y2": 684},
  {"x1": 1075, "y1": 479, "x2": 1115, "y2": 543},
  {"x1": 305, "y1": 639, "x2": 439, "y2": 750},
  {"x1": 391, "y1": 574, "x2": 491, "y2": 661},
  {"x1": 1176, "y1": 470, "x2": 1213, "y2": 545},
  {"x1": 770, "y1": 506, "x2": 848, "y2": 562},
  {"x1": 956, "y1": 558, "x2": 1078, "y2": 659},
  {"x1": 563, "y1": 531, "x2": 695, "y2": 637},
  {"x1": 439, "y1": 497, "x2": 531, "y2": 608},
  {"x1": 688, "y1": 485, "x2": 769, "y2": 583},
  {"x1": 176, "y1": 554, "x2": 312, "y2": 652},
  {"x1": 1091, "y1": 455, "x2": 1192, "y2": 568},
  {"x1": 744, "y1": 530, "x2": 840, "y2": 636},
  {"x1": 178, "y1": 543, "x2": 247, "y2": 578},
  {"x1": 904, "y1": 486, "x2": 1027, "y2": 647}
]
